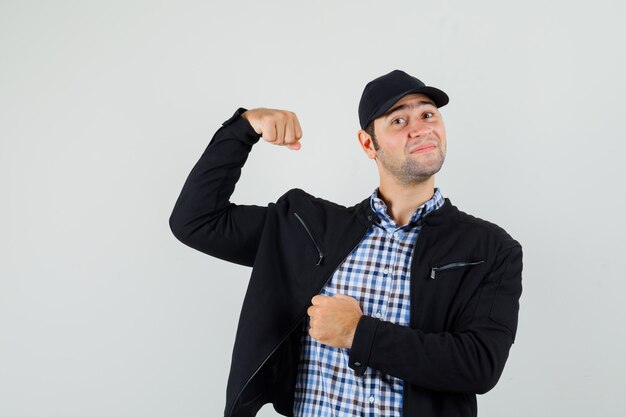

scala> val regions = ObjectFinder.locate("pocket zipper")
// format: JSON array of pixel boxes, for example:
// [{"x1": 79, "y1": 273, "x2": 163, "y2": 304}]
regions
[
  {"x1": 430, "y1": 260, "x2": 484, "y2": 279},
  {"x1": 293, "y1": 212, "x2": 325, "y2": 265}
]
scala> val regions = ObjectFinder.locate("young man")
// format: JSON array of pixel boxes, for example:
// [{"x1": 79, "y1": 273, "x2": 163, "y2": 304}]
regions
[{"x1": 169, "y1": 69, "x2": 523, "y2": 417}]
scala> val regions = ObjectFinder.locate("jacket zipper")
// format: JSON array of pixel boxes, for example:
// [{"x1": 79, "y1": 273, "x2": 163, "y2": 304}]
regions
[
  {"x1": 430, "y1": 260, "x2": 484, "y2": 279},
  {"x1": 226, "y1": 223, "x2": 370, "y2": 417},
  {"x1": 293, "y1": 212, "x2": 325, "y2": 265}
]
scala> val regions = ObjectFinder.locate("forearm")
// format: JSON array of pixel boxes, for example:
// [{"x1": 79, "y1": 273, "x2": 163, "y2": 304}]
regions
[
  {"x1": 349, "y1": 244, "x2": 523, "y2": 394},
  {"x1": 349, "y1": 316, "x2": 512, "y2": 394}
]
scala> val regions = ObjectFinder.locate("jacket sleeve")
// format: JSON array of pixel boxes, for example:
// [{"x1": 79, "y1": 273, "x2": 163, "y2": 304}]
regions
[
  {"x1": 169, "y1": 107, "x2": 267, "y2": 267},
  {"x1": 348, "y1": 243, "x2": 523, "y2": 394}
]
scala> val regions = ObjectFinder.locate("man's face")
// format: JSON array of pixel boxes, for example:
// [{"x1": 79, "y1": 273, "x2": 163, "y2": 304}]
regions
[{"x1": 371, "y1": 93, "x2": 447, "y2": 185}]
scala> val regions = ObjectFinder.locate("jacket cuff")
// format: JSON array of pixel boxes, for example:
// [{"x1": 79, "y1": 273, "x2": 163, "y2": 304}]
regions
[
  {"x1": 348, "y1": 315, "x2": 380, "y2": 376},
  {"x1": 220, "y1": 107, "x2": 262, "y2": 145}
]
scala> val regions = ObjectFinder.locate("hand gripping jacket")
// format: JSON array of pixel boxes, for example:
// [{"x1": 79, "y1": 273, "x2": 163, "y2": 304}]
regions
[{"x1": 169, "y1": 108, "x2": 524, "y2": 417}]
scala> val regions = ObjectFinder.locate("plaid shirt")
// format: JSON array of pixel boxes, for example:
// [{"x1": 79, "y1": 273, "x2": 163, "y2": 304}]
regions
[{"x1": 293, "y1": 187, "x2": 445, "y2": 417}]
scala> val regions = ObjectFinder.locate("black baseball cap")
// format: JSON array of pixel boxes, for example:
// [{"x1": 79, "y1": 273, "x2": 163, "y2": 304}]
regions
[{"x1": 358, "y1": 69, "x2": 449, "y2": 130}]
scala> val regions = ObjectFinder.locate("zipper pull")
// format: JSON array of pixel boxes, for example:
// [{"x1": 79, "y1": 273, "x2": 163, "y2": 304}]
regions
[{"x1": 430, "y1": 268, "x2": 437, "y2": 279}]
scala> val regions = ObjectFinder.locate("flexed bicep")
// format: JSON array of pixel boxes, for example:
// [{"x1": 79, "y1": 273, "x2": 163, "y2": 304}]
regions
[{"x1": 170, "y1": 108, "x2": 269, "y2": 266}]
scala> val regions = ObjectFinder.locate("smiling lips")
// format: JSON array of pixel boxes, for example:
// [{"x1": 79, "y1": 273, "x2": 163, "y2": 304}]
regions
[{"x1": 410, "y1": 143, "x2": 437, "y2": 154}]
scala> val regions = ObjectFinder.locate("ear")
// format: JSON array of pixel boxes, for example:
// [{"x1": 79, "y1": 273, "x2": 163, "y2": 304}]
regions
[{"x1": 357, "y1": 129, "x2": 377, "y2": 160}]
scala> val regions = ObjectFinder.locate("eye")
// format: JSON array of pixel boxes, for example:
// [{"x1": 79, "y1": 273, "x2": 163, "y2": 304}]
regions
[
  {"x1": 424, "y1": 112, "x2": 434, "y2": 119},
  {"x1": 391, "y1": 117, "x2": 406, "y2": 125}
]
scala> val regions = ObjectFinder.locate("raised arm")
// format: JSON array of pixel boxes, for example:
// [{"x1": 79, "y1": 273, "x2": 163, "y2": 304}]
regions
[{"x1": 168, "y1": 107, "x2": 303, "y2": 267}]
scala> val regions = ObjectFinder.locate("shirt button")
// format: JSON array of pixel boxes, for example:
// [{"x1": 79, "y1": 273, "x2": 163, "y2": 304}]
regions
[
  {"x1": 369, "y1": 395, "x2": 375, "y2": 404},
  {"x1": 375, "y1": 311, "x2": 382, "y2": 318},
  {"x1": 383, "y1": 267, "x2": 389, "y2": 275}
]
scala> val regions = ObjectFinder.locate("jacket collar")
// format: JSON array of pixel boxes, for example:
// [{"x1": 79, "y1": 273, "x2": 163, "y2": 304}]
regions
[{"x1": 356, "y1": 194, "x2": 457, "y2": 227}]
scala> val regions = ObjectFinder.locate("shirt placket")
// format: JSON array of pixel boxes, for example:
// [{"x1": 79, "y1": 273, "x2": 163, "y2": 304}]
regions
[
  {"x1": 369, "y1": 224, "x2": 401, "y2": 417},
  {"x1": 389, "y1": 227, "x2": 415, "y2": 327}
]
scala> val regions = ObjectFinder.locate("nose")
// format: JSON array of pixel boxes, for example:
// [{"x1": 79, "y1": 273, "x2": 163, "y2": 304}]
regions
[{"x1": 408, "y1": 118, "x2": 432, "y2": 137}]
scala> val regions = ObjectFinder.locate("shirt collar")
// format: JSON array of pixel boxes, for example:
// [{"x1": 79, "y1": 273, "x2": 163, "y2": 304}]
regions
[{"x1": 369, "y1": 187, "x2": 445, "y2": 228}]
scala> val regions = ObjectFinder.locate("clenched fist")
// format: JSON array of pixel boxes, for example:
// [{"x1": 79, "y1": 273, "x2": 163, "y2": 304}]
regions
[
  {"x1": 307, "y1": 293, "x2": 363, "y2": 349},
  {"x1": 241, "y1": 108, "x2": 303, "y2": 150}
]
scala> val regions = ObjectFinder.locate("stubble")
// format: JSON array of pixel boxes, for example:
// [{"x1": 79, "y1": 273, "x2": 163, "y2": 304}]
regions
[{"x1": 376, "y1": 141, "x2": 446, "y2": 185}]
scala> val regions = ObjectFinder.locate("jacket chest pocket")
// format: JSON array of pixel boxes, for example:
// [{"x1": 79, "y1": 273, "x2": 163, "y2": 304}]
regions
[{"x1": 430, "y1": 260, "x2": 485, "y2": 279}]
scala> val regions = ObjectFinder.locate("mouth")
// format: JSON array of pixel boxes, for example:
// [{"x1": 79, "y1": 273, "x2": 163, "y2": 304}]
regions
[{"x1": 410, "y1": 144, "x2": 437, "y2": 154}]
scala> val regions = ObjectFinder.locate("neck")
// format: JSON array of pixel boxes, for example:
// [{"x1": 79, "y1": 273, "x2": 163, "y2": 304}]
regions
[{"x1": 377, "y1": 175, "x2": 436, "y2": 226}]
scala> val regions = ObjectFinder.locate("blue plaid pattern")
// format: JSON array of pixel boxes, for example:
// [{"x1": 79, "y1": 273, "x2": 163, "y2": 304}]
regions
[{"x1": 293, "y1": 187, "x2": 445, "y2": 417}]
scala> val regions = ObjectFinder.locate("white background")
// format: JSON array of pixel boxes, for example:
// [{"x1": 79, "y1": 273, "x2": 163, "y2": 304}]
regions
[{"x1": 1, "y1": 1, "x2": 625, "y2": 416}]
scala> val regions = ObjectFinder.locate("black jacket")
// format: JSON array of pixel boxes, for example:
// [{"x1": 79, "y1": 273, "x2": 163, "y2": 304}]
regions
[{"x1": 169, "y1": 107, "x2": 524, "y2": 417}]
